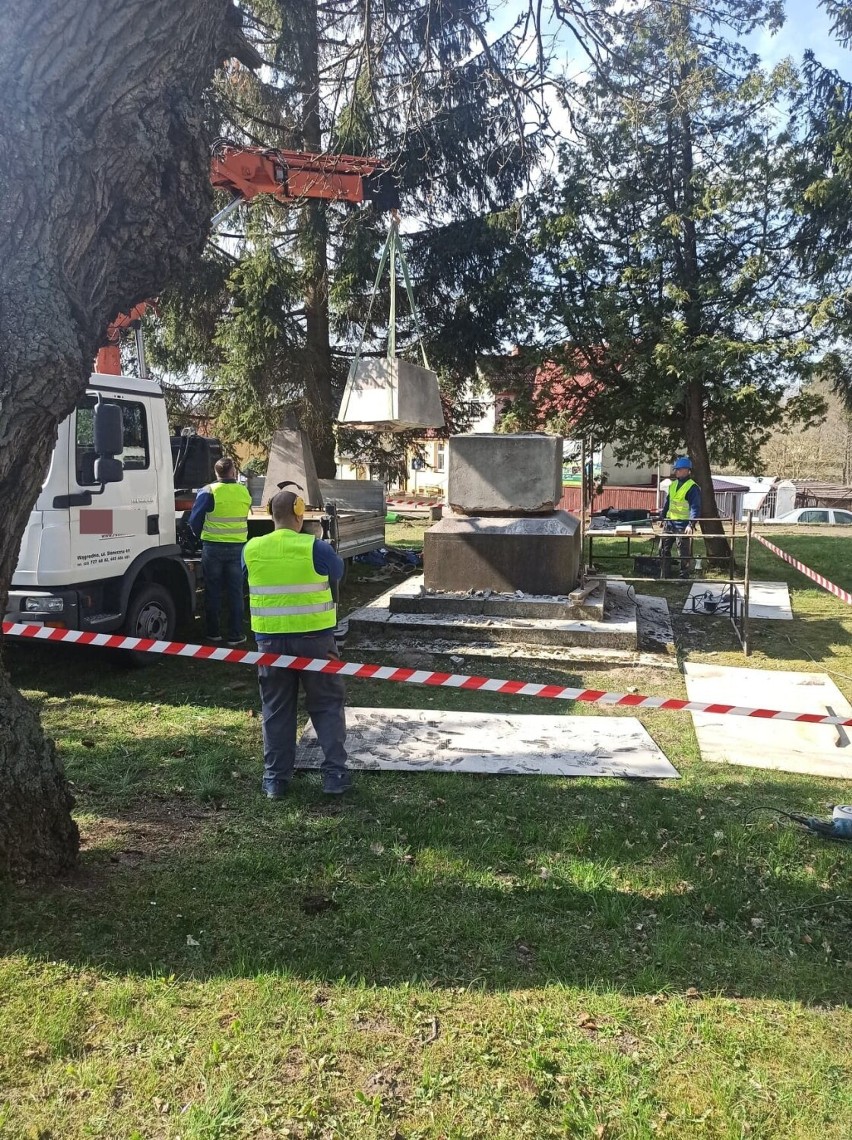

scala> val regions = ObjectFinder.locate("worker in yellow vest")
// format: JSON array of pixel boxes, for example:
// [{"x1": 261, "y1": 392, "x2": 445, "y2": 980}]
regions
[
  {"x1": 658, "y1": 456, "x2": 702, "y2": 579},
  {"x1": 189, "y1": 456, "x2": 252, "y2": 645},
  {"x1": 243, "y1": 489, "x2": 350, "y2": 798}
]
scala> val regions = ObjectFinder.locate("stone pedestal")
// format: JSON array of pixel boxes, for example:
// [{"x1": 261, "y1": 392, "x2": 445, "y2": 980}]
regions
[
  {"x1": 424, "y1": 511, "x2": 580, "y2": 595},
  {"x1": 262, "y1": 428, "x2": 323, "y2": 509},
  {"x1": 448, "y1": 433, "x2": 563, "y2": 514}
]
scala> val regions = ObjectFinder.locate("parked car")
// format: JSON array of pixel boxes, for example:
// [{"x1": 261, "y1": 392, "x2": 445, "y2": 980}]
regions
[{"x1": 765, "y1": 507, "x2": 852, "y2": 525}]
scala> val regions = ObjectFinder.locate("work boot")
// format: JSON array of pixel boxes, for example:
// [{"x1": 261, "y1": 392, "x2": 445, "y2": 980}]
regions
[{"x1": 322, "y1": 771, "x2": 353, "y2": 796}]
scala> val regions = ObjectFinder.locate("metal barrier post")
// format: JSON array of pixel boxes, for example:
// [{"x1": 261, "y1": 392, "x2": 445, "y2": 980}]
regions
[
  {"x1": 743, "y1": 511, "x2": 753, "y2": 657},
  {"x1": 579, "y1": 437, "x2": 587, "y2": 584}
]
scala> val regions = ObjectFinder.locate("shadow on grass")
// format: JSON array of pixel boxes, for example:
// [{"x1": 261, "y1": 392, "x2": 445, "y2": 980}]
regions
[
  {"x1": 675, "y1": 612, "x2": 852, "y2": 664},
  {"x1": 1, "y1": 760, "x2": 849, "y2": 1002}
]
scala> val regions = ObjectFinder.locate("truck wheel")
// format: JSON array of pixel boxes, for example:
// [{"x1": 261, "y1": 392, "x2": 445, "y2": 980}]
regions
[{"x1": 121, "y1": 584, "x2": 176, "y2": 667}]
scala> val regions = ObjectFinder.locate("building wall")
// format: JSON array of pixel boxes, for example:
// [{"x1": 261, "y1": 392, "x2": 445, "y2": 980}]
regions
[
  {"x1": 338, "y1": 394, "x2": 497, "y2": 491},
  {"x1": 600, "y1": 445, "x2": 657, "y2": 487}
]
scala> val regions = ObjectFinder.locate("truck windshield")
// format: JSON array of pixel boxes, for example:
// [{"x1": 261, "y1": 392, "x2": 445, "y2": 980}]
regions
[{"x1": 75, "y1": 397, "x2": 150, "y2": 485}]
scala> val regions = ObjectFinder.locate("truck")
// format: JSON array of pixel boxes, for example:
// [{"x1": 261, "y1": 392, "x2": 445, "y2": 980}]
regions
[
  {"x1": 5, "y1": 373, "x2": 386, "y2": 643},
  {"x1": 5, "y1": 141, "x2": 397, "y2": 644}
]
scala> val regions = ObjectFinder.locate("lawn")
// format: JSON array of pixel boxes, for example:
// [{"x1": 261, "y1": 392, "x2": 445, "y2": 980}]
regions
[{"x1": 0, "y1": 522, "x2": 850, "y2": 1139}]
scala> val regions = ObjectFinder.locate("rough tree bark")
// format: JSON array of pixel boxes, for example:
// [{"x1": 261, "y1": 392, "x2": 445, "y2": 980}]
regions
[
  {"x1": 0, "y1": 0, "x2": 257, "y2": 878},
  {"x1": 298, "y1": 0, "x2": 337, "y2": 478},
  {"x1": 676, "y1": 96, "x2": 730, "y2": 565}
]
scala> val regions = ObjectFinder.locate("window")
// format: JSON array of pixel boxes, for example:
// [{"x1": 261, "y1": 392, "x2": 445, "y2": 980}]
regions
[
  {"x1": 833, "y1": 511, "x2": 852, "y2": 525},
  {"x1": 75, "y1": 397, "x2": 149, "y2": 485},
  {"x1": 434, "y1": 442, "x2": 446, "y2": 473},
  {"x1": 801, "y1": 510, "x2": 830, "y2": 524}
]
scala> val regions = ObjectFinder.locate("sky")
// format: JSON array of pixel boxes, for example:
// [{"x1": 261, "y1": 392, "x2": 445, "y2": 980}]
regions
[
  {"x1": 752, "y1": 0, "x2": 851, "y2": 73},
  {"x1": 757, "y1": 0, "x2": 848, "y2": 70}
]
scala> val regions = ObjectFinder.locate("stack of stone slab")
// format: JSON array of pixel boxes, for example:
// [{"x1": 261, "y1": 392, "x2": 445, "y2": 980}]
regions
[
  {"x1": 424, "y1": 433, "x2": 581, "y2": 595},
  {"x1": 346, "y1": 434, "x2": 666, "y2": 658}
]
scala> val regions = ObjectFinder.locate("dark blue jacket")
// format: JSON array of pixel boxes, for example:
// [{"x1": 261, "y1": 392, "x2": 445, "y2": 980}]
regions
[{"x1": 661, "y1": 477, "x2": 701, "y2": 528}]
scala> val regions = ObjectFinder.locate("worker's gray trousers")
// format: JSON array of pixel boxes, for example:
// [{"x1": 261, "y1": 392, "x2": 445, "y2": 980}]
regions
[
  {"x1": 660, "y1": 526, "x2": 693, "y2": 578},
  {"x1": 254, "y1": 630, "x2": 348, "y2": 794}
]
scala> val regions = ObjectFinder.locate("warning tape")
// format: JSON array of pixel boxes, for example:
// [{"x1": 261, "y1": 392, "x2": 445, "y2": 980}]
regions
[
  {"x1": 4, "y1": 620, "x2": 852, "y2": 728},
  {"x1": 387, "y1": 497, "x2": 442, "y2": 507},
  {"x1": 755, "y1": 534, "x2": 852, "y2": 606}
]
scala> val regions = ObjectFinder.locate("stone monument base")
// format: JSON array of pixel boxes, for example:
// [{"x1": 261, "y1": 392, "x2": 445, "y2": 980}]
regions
[{"x1": 424, "y1": 511, "x2": 581, "y2": 595}]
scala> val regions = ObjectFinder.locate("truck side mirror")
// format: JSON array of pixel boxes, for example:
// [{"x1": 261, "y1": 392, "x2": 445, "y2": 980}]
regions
[
  {"x1": 94, "y1": 456, "x2": 124, "y2": 485},
  {"x1": 94, "y1": 401, "x2": 123, "y2": 457}
]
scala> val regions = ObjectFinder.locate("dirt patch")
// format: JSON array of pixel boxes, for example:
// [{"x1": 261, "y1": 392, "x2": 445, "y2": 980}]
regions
[
  {"x1": 75, "y1": 798, "x2": 221, "y2": 879},
  {"x1": 362, "y1": 1062, "x2": 410, "y2": 1104}
]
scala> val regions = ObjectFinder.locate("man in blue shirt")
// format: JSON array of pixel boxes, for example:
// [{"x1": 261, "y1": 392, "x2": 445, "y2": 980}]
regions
[
  {"x1": 188, "y1": 457, "x2": 252, "y2": 645},
  {"x1": 243, "y1": 490, "x2": 349, "y2": 799},
  {"x1": 657, "y1": 456, "x2": 701, "y2": 579}
]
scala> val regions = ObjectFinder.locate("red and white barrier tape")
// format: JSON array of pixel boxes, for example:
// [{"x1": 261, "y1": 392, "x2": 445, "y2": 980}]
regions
[
  {"x1": 755, "y1": 534, "x2": 852, "y2": 606},
  {"x1": 387, "y1": 497, "x2": 442, "y2": 508},
  {"x1": 4, "y1": 620, "x2": 852, "y2": 728}
]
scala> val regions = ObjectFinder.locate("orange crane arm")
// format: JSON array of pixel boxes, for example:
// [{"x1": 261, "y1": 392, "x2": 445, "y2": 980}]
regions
[
  {"x1": 97, "y1": 142, "x2": 399, "y2": 374},
  {"x1": 210, "y1": 141, "x2": 399, "y2": 210}
]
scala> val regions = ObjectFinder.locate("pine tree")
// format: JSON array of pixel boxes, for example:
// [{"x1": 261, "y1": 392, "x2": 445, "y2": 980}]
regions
[
  {"x1": 151, "y1": 0, "x2": 547, "y2": 475},
  {"x1": 787, "y1": 1, "x2": 852, "y2": 408},
  {"x1": 526, "y1": 0, "x2": 822, "y2": 554}
]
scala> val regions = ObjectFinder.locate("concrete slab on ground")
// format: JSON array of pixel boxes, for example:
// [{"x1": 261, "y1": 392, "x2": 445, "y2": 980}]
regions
[
  {"x1": 684, "y1": 663, "x2": 852, "y2": 779},
  {"x1": 296, "y1": 707, "x2": 679, "y2": 778},
  {"x1": 683, "y1": 581, "x2": 792, "y2": 621}
]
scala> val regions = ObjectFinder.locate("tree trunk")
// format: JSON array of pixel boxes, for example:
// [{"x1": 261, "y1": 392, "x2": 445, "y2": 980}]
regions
[
  {"x1": 303, "y1": 200, "x2": 338, "y2": 477},
  {"x1": 297, "y1": 0, "x2": 337, "y2": 478},
  {"x1": 684, "y1": 379, "x2": 730, "y2": 565},
  {"x1": 0, "y1": 674, "x2": 78, "y2": 880},
  {"x1": 0, "y1": 0, "x2": 255, "y2": 878},
  {"x1": 675, "y1": 86, "x2": 730, "y2": 564}
]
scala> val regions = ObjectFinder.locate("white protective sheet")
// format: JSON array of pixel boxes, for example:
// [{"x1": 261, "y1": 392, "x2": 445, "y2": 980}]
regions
[
  {"x1": 296, "y1": 707, "x2": 678, "y2": 779},
  {"x1": 684, "y1": 663, "x2": 852, "y2": 778},
  {"x1": 683, "y1": 581, "x2": 792, "y2": 621}
]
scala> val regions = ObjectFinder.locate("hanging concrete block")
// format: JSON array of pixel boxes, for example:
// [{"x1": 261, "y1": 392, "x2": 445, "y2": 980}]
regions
[
  {"x1": 261, "y1": 428, "x2": 323, "y2": 509},
  {"x1": 337, "y1": 357, "x2": 445, "y2": 433}
]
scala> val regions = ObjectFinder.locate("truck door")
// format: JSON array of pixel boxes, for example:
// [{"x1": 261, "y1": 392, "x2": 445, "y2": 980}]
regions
[{"x1": 68, "y1": 395, "x2": 156, "y2": 581}]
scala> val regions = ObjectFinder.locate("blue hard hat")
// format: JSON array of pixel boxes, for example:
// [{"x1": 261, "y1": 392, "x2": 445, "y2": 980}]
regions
[{"x1": 672, "y1": 456, "x2": 693, "y2": 471}]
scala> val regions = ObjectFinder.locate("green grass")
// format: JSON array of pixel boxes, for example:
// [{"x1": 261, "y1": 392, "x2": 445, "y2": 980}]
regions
[{"x1": 1, "y1": 524, "x2": 851, "y2": 1138}]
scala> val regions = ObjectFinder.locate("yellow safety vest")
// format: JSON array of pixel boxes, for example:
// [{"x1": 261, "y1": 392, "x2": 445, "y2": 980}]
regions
[
  {"x1": 243, "y1": 528, "x2": 336, "y2": 635},
  {"x1": 667, "y1": 478, "x2": 697, "y2": 522},
  {"x1": 201, "y1": 481, "x2": 252, "y2": 543}
]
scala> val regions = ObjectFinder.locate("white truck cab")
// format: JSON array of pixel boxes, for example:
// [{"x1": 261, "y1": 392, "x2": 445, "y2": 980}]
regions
[
  {"x1": 7, "y1": 373, "x2": 197, "y2": 639},
  {"x1": 7, "y1": 372, "x2": 388, "y2": 647}
]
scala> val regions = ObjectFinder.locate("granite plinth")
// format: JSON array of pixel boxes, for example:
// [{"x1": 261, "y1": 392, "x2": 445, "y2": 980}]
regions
[
  {"x1": 347, "y1": 576, "x2": 637, "y2": 650},
  {"x1": 389, "y1": 575, "x2": 605, "y2": 621},
  {"x1": 337, "y1": 357, "x2": 446, "y2": 432},
  {"x1": 424, "y1": 511, "x2": 580, "y2": 595},
  {"x1": 447, "y1": 433, "x2": 563, "y2": 514},
  {"x1": 262, "y1": 428, "x2": 323, "y2": 509}
]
